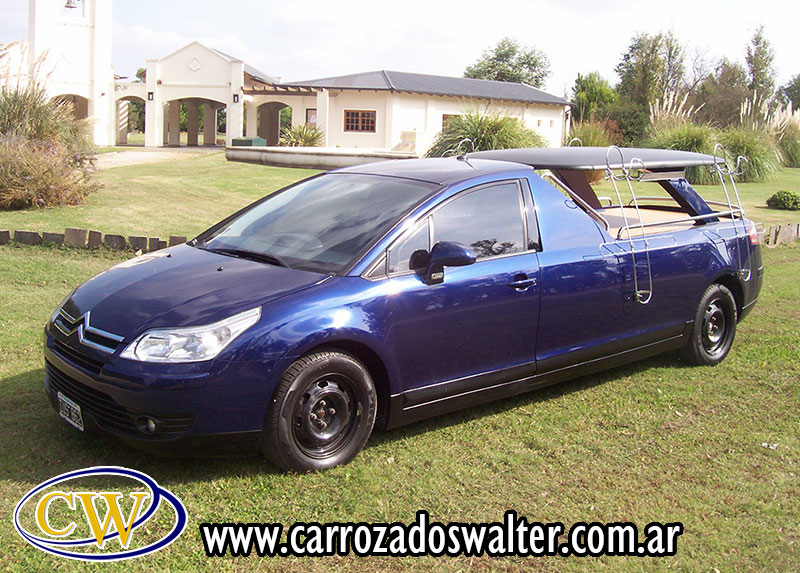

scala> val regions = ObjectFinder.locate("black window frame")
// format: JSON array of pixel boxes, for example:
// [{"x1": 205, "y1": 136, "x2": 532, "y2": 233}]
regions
[{"x1": 368, "y1": 179, "x2": 537, "y2": 280}]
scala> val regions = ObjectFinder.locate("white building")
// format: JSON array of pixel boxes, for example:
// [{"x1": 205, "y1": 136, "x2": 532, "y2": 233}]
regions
[
  {"x1": 27, "y1": 0, "x2": 116, "y2": 146},
  {"x1": 22, "y1": 0, "x2": 571, "y2": 154}
]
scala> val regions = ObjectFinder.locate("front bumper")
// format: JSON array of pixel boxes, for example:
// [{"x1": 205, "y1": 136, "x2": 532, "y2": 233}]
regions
[{"x1": 44, "y1": 330, "x2": 291, "y2": 455}]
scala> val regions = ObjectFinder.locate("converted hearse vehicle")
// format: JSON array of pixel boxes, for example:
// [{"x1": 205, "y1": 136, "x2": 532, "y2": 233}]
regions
[{"x1": 44, "y1": 147, "x2": 763, "y2": 470}]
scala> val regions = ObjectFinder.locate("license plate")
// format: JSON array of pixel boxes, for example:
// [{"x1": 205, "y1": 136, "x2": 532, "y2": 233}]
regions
[{"x1": 57, "y1": 392, "x2": 84, "y2": 432}]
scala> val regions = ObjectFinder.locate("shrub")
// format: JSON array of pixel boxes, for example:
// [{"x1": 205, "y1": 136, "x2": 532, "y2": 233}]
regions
[
  {"x1": 279, "y1": 123, "x2": 323, "y2": 147},
  {"x1": 566, "y1": 119, "x2": 621, "y2": 147},
  {"x1": 718, "y1": 127, "x2": 782, "y2": 183},
  {"x1": 426, "y1": 111, "x2": 545, "y2": 157},
  {"x1": 644, "y1": 123, "x2": 718, "y2": 185},
  {"x1": 0, "y1": 137, "x2": 99, "y2": 210},
  {"x1": 766, "y1": 190, "x2": 800, "y2": 210},
  {"x1": 0, "y1": 83, "x2": 94, "y2": 168},
  {"x1": 778, "y1": 122, "x2": 800, "y2": 168},
  {"x1": 0, "y1": 80, "x2": 97, "y2": 210}
]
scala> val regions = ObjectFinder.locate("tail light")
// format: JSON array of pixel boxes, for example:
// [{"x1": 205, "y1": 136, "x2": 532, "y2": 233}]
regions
[{"x1": 747, "y1": 221, "x2": 759, "y2": 245}]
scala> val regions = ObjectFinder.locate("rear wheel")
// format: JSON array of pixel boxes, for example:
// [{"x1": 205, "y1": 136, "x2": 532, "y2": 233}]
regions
[
  {"x1": 262, "y1": 350, "x2": 376, "y2": 471},
  {"x1": 681, "y1": 283, "x2": 737, "y2": 366}
]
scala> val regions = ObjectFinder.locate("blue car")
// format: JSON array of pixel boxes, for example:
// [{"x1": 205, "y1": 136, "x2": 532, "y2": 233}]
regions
[{"x1": 44, "y1": 147, "x2": 763, "y2": 470}]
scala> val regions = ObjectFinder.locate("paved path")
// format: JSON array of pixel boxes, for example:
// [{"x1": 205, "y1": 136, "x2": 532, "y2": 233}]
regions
[{"x1": 94, "y1": 146, "x2": 222, "y2": 170}]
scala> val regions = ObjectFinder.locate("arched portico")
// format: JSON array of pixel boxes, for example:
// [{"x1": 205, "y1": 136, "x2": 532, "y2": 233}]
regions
[
  {"x1": 52, "y1": 94, "x2": 89, "y2": 120},
  {"x1": 245, "y1": 101, "x2": 291, "y2": 145},
  {"x1": 160, "y1": 97, "x2": 225, "y2": 147},
  {"x1": 115, "y1": 95, "x2": 145, "y2": 145}
]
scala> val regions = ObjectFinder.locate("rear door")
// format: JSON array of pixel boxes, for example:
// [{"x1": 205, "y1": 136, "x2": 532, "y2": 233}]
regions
[{"x1": 384, "y1": 180, "x2": 541, "y2": 396}]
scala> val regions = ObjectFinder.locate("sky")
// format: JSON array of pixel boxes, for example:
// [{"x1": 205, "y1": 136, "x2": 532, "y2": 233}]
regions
[{"x1": 0, "y1": 0, "x2": 797, "y2": 96}]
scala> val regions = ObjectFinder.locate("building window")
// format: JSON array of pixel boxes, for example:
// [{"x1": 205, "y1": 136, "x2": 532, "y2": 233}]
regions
[
  {"x1": 550, "y1": 120, "x2": 555, "y2": 127},
  {"x1": 306, "y1": 108, "x2": 317, "y2": 127},
  {"x1": 442, "y1": 114, "x2": 460, "y2": 129},
  {"x1": 537, "y1": 119, "x2": 542, "y2": 127},
  {"x1": 344, "y1": 110, "x2": 376, "y2": 132}
]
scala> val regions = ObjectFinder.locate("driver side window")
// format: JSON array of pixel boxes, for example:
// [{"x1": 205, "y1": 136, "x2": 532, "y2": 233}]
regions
[{"x1": 432, "y1": 181, "x2": 525, "y2": 259}]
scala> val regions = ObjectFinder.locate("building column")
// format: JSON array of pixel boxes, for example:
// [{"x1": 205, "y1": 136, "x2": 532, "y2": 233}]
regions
[
  {"x1": 144, "y1": 59, "x2": 162, "y2": 147},
  {"x1": 258, "y1": 104, "x2": 269, "y2": 140},
  {"x1": 186, "y1": 101, "x2": 199, "y2": 146},
  {"x1": 116, "y1": 99, "x2": 129, "y2": 145},
  {"x1": 168, "y1": 101, "x2": 181, "y2": 147},
  {"x1": 162, "y1": 104, "x2": 169, "y2": 145},
  {"x1": 315, "y1": 89, "x2": 329, "y2": 147},
  {"x1": 203, "y1": 104, "x2": 217, "y2": 145},
  {"x1": 226, "y1": 100, "x2": 243, "y2": 146},
  {"x1": 245, "y1": 101, "x2": 258, "y2": 138}
]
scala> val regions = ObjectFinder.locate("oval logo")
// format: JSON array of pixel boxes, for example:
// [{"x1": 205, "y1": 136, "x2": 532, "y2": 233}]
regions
[{"x1": 13, "y1": 466, "x2": 187, "y2": 561}]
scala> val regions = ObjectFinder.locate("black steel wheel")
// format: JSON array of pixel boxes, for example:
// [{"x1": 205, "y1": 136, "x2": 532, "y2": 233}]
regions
[
  {"x1": 262, "y1": 351, "x2": 376, "y2": 471},
  {"x1": 681, "y1": 283, "x2": 737, "y2": 366}
]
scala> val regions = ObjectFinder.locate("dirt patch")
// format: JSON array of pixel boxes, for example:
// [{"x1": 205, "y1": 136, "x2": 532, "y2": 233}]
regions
[{"x1": 94, "y1": 147, "x2": 221, "y2": 170}]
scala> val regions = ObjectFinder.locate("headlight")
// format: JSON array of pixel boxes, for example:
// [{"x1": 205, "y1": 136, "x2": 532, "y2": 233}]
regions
[{"x1": 120, "y1": 307, "x2": 261, "y2": 363}]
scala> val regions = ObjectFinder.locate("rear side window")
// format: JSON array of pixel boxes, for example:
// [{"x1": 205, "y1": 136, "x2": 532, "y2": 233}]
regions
[{"x1": 432, "y1": 182, "x2": 525, "y2": 259}]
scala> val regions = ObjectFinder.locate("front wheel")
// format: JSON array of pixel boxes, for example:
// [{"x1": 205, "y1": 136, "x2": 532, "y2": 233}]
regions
[
  {"x1": 262, "y1": 351, "x2": 377, "y2": 471},
  {"x1": 681, "y1": 283, "x2": 737, "y2": 366}
]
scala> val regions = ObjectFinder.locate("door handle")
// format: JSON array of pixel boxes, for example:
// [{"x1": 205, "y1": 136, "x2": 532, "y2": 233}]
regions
[{"x1": 508, "y1": 274, "x2": 537, "y2": 290}]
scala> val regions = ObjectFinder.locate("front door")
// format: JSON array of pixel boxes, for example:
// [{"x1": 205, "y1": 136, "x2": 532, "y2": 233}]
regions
[{"x1": 385, "y1": 180, "x2": 541, "y2": 398}]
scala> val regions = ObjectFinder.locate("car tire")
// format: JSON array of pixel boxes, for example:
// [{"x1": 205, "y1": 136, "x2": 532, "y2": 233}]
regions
[
  {"x1": 262, "y1": 350, "x2": 377, "y2": 471},
  {"x1": 681, "y1": 283, "x2": 737, "y2": 366}
]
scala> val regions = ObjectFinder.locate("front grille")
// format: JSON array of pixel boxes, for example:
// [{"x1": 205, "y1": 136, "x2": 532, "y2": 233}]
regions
[
  {"x1": 46, "y1": 361, "x2": 194, "y2": 440},
  {"x1": 52, "y1": 339, "x2": 104, "y2": 375}
]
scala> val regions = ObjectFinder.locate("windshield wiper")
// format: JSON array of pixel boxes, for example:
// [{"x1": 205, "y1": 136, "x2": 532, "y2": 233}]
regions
[{"x1": 207, "y1": 247, "x2": 292, "y2": 269}]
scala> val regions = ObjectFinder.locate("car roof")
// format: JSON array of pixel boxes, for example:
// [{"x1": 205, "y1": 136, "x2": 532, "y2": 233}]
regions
[
  {"x1": 469, "y1": 147, "x2": 723, "y2": 171},
  {"x1": 334, "y1": 157, "x2": 526, "y2": 185}
]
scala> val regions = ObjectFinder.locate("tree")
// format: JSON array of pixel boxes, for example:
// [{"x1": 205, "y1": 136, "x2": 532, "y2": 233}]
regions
[
  {"x1": 745, "y1": 26, "x2": 776, "y2": 101},
  {"x1": 778, "y1": 74, "x2": 800, "y2": 109},
  {"x1": 464, "y1": 37, "x2": 550, "y2": 87},
  {"x1": 571, "y1": 72, "x2": 617, "y2": 121},
  {"x1": 693, "y1": 58, "x2": 750, "y2": 126},
  {"x1": 659, "y1": 32, "x2": 686, "y2": 95},
  {"x1": 615, "y1": 32, "x2": 686, "y2": 107}
]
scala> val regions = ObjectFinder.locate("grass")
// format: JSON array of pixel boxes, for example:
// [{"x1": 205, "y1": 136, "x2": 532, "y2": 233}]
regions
[
  {"x1": 0, "y1": 153, "x2": 319, "y2": 239},
  {"x1": 1, "y1": 154, "x2": 797, "y2": 242},
  {"x1": 0, "y1": 242, "x2": 798, "y2": 571}
]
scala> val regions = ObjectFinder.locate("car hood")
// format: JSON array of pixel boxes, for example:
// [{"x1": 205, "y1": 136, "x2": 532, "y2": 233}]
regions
[{"x1": 62, "y1": 245, "x2": 328, "y2": 341}]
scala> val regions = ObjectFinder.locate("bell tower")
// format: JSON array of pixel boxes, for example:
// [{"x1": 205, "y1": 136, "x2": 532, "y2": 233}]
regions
[{"x1": 28, "y1": 0, "x2": 115, "y2": 145}]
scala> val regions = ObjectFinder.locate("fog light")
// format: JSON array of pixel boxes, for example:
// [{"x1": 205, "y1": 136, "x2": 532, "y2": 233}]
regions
[{"x1": 136, "y1": 416, "x2": 160, "y2": 435}]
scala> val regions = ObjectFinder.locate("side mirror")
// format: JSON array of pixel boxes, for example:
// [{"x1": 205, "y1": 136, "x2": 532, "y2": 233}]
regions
[{"x1": 417, "y1": 241, "x2": 476, "y2": 285}]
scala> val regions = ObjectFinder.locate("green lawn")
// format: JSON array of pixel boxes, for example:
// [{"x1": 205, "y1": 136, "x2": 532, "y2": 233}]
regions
[
  {"x1": 0, "y1": 152, "x2": 797, "y2": 242},
  {"x1": 0, "y1": 153, "x2": 319, "y2": 239},
  {"x1": 0, "y1": 243, "x2": 797, "y2": 571}
]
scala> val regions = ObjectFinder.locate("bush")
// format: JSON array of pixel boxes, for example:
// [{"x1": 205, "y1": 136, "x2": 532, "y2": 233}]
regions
[
  {"x1": 778, "y1": 122, "x2": 800, "y2": 168},
  {"x1": 718, "y1": 127, "x2": 782, "y2": 183},
  {"x1": 644, "y1": 123, "x2": 718, "y2": 185},
  {"x1": 426, "y1": 111, "x2": 545, "y2": 157},
  {"x1": 0, "y1": 84, "x2": 94, "y2": 168},
  {"x1": 0, "y1": 82, "x2": 97, "y2": 209},
  {"x1": 279, "y1": 123, "x2": 323, "y2": 147},
  {"x1": 0, "y1": 137, "x2": 99, "y2": 209},
  {"x1": 766, "y1": 190, "x2": 800, "y2": 210},
  {"x1": 566, "y1": 119, "x2": 621, "y2": 147}
]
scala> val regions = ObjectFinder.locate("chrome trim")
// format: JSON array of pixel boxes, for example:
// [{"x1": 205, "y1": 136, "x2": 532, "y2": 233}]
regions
[{"x1": 53, "y1": 309, "x2": 123, "y2": 353}]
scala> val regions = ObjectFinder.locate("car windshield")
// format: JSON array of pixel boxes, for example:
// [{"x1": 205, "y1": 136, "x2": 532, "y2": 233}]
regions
[{"x1": 195, "y1": 173, "x2": 437, "y2": 273}]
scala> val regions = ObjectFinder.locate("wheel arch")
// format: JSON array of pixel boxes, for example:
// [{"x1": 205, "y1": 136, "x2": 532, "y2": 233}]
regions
[
  {"x1": 300, "y1": 339, "x2": 393, "y2": 430},
  {"x1": 713, "y1": 273, "x2": 744, "y2": 320}
]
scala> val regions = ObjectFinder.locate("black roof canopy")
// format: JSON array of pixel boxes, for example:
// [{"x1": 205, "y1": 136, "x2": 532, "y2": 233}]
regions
[{"x1": 471, "y1": 147, "x2": 723, "y2": 171}]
